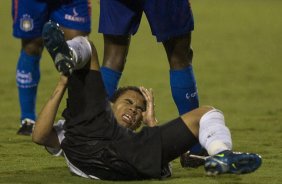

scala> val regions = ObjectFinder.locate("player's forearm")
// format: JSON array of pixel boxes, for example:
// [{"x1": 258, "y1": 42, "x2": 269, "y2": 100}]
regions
[{"x1": 32, "y1": 78, "x2": 67, "y2": 146}]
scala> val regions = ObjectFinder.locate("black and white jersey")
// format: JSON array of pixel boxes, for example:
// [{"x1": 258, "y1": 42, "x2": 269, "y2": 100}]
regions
[{"x1": 45, "y1": 120, "x2": 100, "y2": 179}]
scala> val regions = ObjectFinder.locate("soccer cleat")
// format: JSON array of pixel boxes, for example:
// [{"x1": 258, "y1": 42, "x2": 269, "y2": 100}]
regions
[
  {"x1": 17, "y1": 118, "x2": 35, "y2": 136},
  {"x1": 204, "y1": 150, "x2": 262, "y2": 175},
  {"x1": 180, "y1": 149, "x2": 208, "y2": 168},
  {"x1": 42, "y1": 21, "x2": 74, "y2": 76}
]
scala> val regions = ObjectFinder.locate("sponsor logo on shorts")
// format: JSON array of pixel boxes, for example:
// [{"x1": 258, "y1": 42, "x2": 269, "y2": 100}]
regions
[
  {"x1": 65, "y1": 8, "x2": 86, "y2": 23},
  {"x1": 20, "y1": 14, "x2": 34, "y2": 32}
]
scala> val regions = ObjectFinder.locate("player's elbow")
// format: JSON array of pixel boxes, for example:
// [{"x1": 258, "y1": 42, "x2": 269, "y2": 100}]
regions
[
  {"x1": 32, "y1": 134, "x2": 43, "y2": 145},
  {"x1": 32, "y1": 130, "x2": 47, "y2": 145}
]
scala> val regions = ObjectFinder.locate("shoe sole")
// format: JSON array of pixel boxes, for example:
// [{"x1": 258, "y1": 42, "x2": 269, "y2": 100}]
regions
[
  {"x1": 42, "y1": 22, "x2": 66, "y2": 59},
  {"x1": 205, "y1": 153, "x2": 262, "y2": 175},
  {"x1": 42, "y1": 21, "x2": 74, "y2": 76}
]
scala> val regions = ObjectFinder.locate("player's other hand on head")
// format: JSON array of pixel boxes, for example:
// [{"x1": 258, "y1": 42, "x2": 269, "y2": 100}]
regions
[{"x1": 139, "y1": 86, "x2": 158, "y2": 127}]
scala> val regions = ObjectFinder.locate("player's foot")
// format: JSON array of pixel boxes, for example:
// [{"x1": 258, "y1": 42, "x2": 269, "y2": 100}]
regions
[
  {"x1": 42, "y1": 21, "x2": 74, "y2": 76},
  {"x1": 17, "y1": 118, "x2": 35, "y2": 136},
  {"x1": 180, "y1": 149, "x2": 208, "y2": 168},
  {"x1": 204, "y1": 150, "x2": 262, "y2": 175}
]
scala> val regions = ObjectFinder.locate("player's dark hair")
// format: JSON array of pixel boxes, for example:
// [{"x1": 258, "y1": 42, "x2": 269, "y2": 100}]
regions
[{"x1": 110, "y1": 86, "x2": 146, "y2": 109}]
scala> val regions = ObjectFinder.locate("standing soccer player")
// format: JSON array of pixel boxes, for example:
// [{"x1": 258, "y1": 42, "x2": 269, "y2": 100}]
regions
[
  {"x1": 12, "y1": 0, "x2": 91, "y2": 135},
  {"x1": 98, "y1": 0, "x2": 202, "y2": 166}
]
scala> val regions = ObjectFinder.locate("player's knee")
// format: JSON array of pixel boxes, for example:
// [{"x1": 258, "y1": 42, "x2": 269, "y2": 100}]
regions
[
  {"x1": 180, "y1": 106, "x2": 214, "y2": 136},
  {"x1": 164, "y1": 35, "x2": 194, "y2": 69},
  {"x1": 61, "y1": 27, "x2": 89, "y2": 40},
  {"x1": 102, "y1": 47, "x2": 128, "y2": 71},
  {"x1": 200, "y1": 105, "x2": 215, "y2": 111},
  {"x1": 167, "y1": 46, "x2": 193, "y2": 69},
  {"x1": 22, "y1": 38, "x2": 44, "y2": 56},
  {"x1": 169, "y1": 56, "x2": 192, "y2": 69},
  {"x1": 181, "y1": 106, "x2": 215, "y2": 123},
  {"x1": 102, "y1": 35, "x2": 130, "y2": 71}
]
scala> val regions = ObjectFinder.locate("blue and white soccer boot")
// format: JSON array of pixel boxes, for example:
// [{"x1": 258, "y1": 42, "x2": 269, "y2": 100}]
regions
[
  {"x1": 204, "y1": 150, "x2": 262, "y2": 175},
  {"x1": 42, "y1": 21, "x2": 74, "y2": 76}
]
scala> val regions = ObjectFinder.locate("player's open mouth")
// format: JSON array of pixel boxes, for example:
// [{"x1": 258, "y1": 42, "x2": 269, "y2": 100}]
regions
[{"x1": 122, "y1": 114, "x2": 134, "y2": 124}]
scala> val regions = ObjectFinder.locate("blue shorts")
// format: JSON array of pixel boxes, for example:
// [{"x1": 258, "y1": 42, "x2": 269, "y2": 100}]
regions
[
  {"x1": 99, "y1": 0, "x2": 194, "y2": 42},
  {"x1": 12, "y1": 0, "x2": 91, "y2": 39}
]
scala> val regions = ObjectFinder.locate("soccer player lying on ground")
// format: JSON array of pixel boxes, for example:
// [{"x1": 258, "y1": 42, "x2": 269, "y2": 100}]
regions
[{"x1": 32, "y1": 21, "x2": 262, "y2": 180}]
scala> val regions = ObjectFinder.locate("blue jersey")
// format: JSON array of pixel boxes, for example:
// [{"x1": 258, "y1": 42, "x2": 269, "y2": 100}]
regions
[
  {"x1": 12, "y1": 0, "x2": 91, "y2": 39},
  {"x1": 99, "y1": 0, "x2": 194, "y2": 42}
]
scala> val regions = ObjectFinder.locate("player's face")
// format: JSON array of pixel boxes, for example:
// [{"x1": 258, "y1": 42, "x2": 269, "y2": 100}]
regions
[{"x1": 112, "y1": 90, "x2": 146, "y2": 130}]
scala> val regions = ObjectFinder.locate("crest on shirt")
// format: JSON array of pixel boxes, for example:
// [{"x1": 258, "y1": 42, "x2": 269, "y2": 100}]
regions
[{"x1": 20, "y1": 14, "x2": 34, "y2": 32}]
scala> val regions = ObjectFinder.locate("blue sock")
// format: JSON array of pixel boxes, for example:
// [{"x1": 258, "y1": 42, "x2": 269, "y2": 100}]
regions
[
  {"x1": 100, "y1": 66, "x2": 122, "y2": 98},
  {"x1": 170, "y1": 66, "x2": 201, "y2": 153},
  {"x1": 16, "y1": 50, "x2": 41, "y2": 123},
  {"x1": 170, "y1": 66, "x2": 199, "y2": 115}
]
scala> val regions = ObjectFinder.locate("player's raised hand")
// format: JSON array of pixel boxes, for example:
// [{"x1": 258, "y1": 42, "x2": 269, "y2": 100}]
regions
[{"x1": 139, "y1": 86, "x2": 158, "y2": 127}]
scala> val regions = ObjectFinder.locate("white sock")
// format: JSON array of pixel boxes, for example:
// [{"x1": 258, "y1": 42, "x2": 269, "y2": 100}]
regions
[
  {"x1": 66, "y1": 36, "x2": 92, "y2": 70},
  {"x1": 199, "y1": 109, "x2": 232, "y2": 156}
]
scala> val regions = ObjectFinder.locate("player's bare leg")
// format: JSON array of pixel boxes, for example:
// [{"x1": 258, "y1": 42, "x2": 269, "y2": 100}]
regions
[{"x1": 180, "y1": 107, "x2": 262, "y2": 175}]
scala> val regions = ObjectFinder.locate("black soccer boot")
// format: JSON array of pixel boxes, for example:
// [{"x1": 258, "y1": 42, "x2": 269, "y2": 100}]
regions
[
  {"x1": 17, "y1": 118, "x2": 34, "y2": 136},
  {"x1": 180, "y1": 149, "x2": 209, "y2": 168},
  {"x1": 42, "y1": 21, "x2": 75, "y2": 76}
]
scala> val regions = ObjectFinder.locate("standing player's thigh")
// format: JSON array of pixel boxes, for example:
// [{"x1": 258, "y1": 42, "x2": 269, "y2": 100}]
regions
[
  {"x1": 98, "y1": 0, "x2": 143, "y2": 35},
  {"x1": 50, "y1": 0, "x2": 91, "y2": 33},
  {"x1": 12, "y1": 0, "x2": 49, "y2": 39},
  {"x1": 144, "y1": 0, "x2": 194, "y2": 42}
]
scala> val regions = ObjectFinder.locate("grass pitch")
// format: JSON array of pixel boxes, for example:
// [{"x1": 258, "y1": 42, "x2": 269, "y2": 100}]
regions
[{"x1": 1, "y1": 0, "x2": 282, "y2": 183}]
